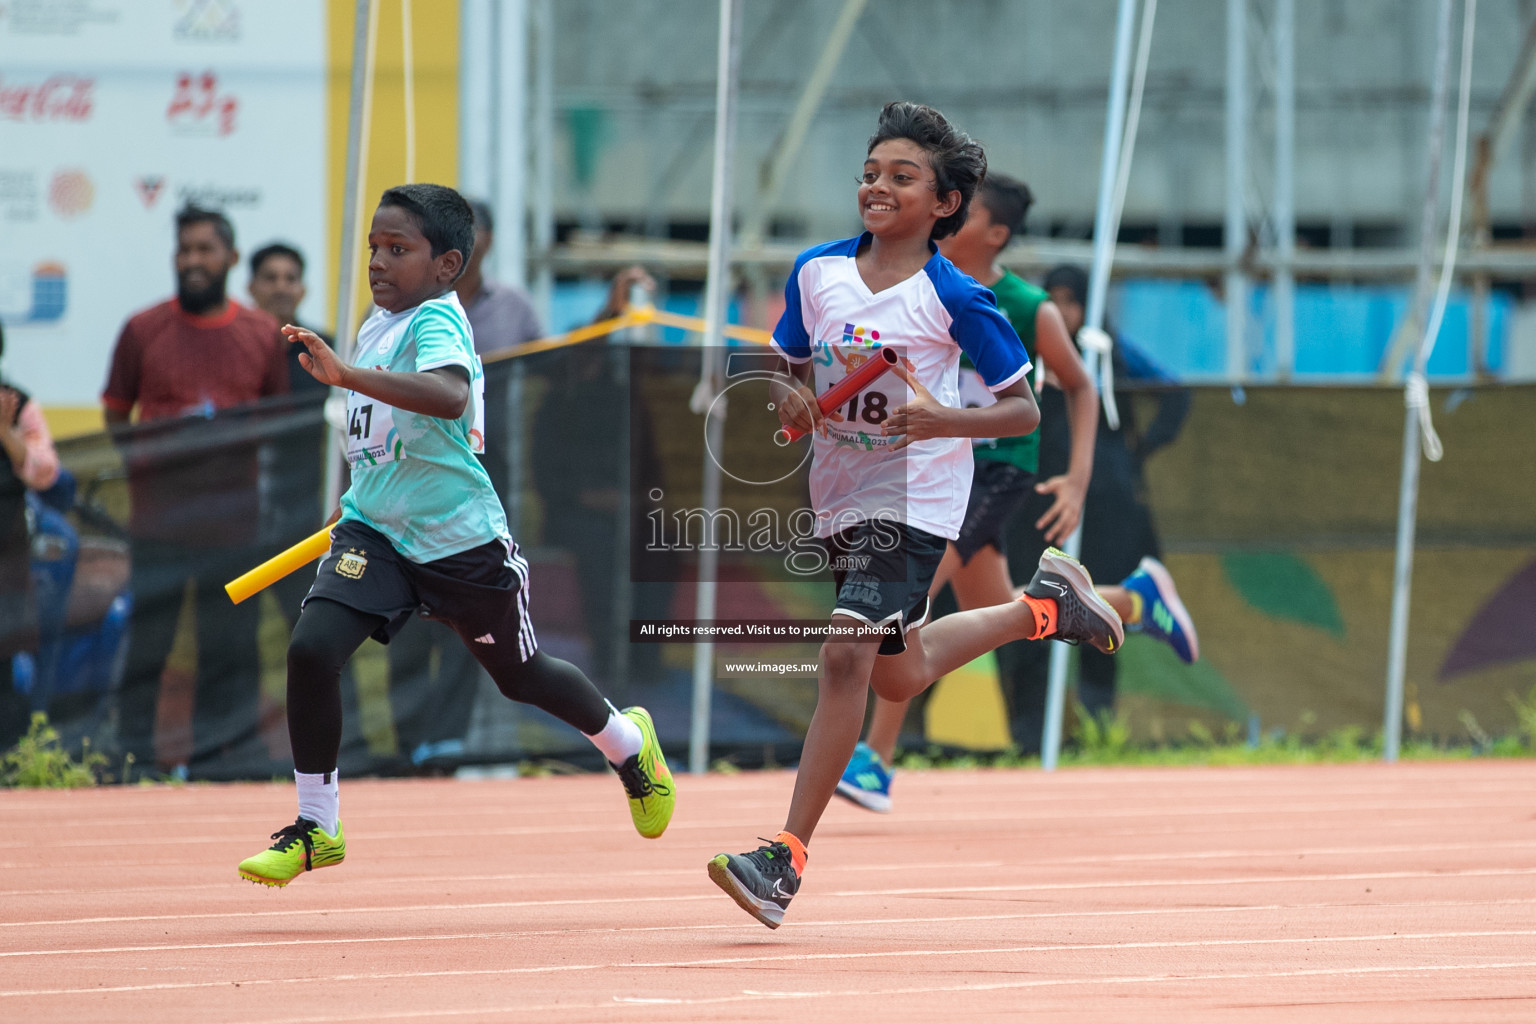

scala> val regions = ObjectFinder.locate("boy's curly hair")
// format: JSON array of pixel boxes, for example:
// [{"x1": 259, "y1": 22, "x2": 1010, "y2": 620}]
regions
[{"x1": 866, "y1": 101, "x2": 987, "y2": 241}]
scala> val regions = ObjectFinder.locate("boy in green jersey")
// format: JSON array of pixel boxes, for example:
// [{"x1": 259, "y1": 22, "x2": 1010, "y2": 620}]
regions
[{"x1": 236, "y1": 185, "x2": 674, "y2": 887}]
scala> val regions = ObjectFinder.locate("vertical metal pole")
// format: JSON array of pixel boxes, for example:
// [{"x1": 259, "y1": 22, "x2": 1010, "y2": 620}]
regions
[
  {"x1": 689, "y1": 0, "x2": 741, "y2": 775},
  {"x1": 1384, "y1": 412, "x2": 1423, "y2": 763},
  {"x1": 1041, "y1": 0, "x2": 1139, "y2": 772},
  {"x1": 458, "y1": 0, "x2": 493, "y2": 199},
  {"x1": 1225, "y1": 0, "x2": 1249, "y2": 383},
  {"x1": 1382, "y1": 0, "x2": 1455, "y2": 381},
  {"x1": 1385, "y1": 0, "x2": 1465, "y2": 762},
  {"x1": 495, "y1": 0, "x2": 528, "y2": 290},
  {"x1": 494, "y1": 0, "x2": 530, "y2": 535},
  {"x1": 324, "y1": 0, "x2": 377, "y2": 513},
  {"x1": 530, "y1": 0, "x2": 556, "y2": 325},
  {"x1": 1274, "y1": 0, "x2": 1296, "y2": 381}
]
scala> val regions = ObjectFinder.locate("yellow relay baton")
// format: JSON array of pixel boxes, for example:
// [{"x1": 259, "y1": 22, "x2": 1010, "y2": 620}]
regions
[{"x1": 225, "y1": 526, "x2": 333, "y2": 604}]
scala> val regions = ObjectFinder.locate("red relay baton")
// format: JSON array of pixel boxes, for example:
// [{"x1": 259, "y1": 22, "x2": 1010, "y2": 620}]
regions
[{"x1": 774, "y1": 346, "x2": 900, "y2": 446}]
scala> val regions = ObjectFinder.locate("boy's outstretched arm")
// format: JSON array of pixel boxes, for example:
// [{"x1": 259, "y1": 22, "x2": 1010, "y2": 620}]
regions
[
  {"x1": 283, "y1": 324, "x2": 470, "y2": 419},
  {"x1": 881, "y1": 362, "x2": 1038, "y2": 452}
]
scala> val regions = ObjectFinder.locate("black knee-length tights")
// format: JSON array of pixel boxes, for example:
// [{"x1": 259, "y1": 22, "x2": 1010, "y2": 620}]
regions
[{"x1": 285, "y1": 598, "x2": 610, "y2": 774}]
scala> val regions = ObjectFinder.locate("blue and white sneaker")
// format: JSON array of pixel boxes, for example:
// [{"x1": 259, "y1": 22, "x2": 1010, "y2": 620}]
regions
[
  {"x1": 835, "y1": 741, "x2": 892, "y2": 813},
  {"x1": 1121, "y1": 557, "x2": 1199, "y2": 663}
]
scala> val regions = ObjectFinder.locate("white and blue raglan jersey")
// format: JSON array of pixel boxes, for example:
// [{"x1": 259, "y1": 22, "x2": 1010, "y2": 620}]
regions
[
  {"x1": 770, "y1": 233, "x2": 1033, "y2": 540},
  {"x1": 339, "y1": 291, "x2": 510, "y2": 563}
]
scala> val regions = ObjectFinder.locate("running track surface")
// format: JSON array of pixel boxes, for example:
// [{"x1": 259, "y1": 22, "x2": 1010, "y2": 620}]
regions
[{"x1": 4, "y1": 760, "x2": 1535, "y2": 1023}]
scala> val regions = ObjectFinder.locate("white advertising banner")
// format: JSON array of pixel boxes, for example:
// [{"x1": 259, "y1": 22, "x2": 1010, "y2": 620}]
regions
[{"x1": 0, "y1": 0, "x2": 328, "y2": 408}]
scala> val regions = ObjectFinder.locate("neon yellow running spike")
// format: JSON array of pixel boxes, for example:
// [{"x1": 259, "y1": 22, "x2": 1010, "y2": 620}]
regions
[
  {"x1": 238, "y1": 818, "x2": 346, "y2": 887},
  {"x1": 612, "y1": 706, "x2": 675, "y2": 839}
]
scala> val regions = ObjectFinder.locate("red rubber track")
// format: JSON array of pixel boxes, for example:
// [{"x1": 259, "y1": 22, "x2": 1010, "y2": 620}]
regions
[{"x1": 3, "y1": 760, "x2": 1534, "y2": 1022}]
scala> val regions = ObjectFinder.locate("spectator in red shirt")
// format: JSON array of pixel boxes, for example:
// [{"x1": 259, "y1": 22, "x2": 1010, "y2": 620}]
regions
[{"x1": 102, "y1": 205, "x2": 288, "y2": 777}]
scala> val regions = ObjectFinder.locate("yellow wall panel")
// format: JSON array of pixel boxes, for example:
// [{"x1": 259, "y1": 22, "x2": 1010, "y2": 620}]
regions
[{"x1": 326, "y1": 0, "x2": 459, "y2": 334}]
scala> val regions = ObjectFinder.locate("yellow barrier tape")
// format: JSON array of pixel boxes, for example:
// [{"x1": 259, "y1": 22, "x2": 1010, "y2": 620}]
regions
[
  {"x1": 627, "y1": 305, "x2": 774, "y2": 345},
  {"x1": 482, "y1": 305, "x2": 772, "y2": 364}
]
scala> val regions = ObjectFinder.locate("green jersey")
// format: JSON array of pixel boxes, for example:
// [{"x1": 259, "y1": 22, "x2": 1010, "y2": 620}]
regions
[
  {"x1": 339, "y1": 293, "x2": 509, "y2": 563},
  {"x1": 964, "y1": 269, "x2": 1042, "y2": 473}
]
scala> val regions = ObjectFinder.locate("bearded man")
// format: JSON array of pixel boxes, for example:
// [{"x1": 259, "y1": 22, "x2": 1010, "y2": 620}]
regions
[{"x1": 102, "y1": 204, "x2": 288, "y2": 778}]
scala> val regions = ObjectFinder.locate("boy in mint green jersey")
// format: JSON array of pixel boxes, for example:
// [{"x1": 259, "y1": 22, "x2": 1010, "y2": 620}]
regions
[{"x1": 237, "y1": 184, "x2": 673, "y2": 887}]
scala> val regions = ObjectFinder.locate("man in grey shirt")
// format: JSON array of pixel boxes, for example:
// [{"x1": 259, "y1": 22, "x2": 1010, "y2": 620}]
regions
[
  {"x1": 457, "y1": 199, "x2": 544, "y2": 361},
  {"x1": 455, "y1": 198, "x2": 541, "y2": 505}
]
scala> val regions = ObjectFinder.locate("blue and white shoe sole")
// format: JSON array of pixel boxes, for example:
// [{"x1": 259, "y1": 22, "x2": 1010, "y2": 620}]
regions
[
  {"x1": 1039, "y1": 548, "x2": 1125, "y2": 652},
  {"x1": 1136, "y1": 556, "x2": 1199, "y2": 663},
  {"x1": 835, "y1": 778, "x2": 892, "y2": 813}
]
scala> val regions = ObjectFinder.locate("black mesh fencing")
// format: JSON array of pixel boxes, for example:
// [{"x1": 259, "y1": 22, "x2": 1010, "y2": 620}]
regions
[{"x1": 9, "y1": 344, "x2": 1534, "y2": 777}]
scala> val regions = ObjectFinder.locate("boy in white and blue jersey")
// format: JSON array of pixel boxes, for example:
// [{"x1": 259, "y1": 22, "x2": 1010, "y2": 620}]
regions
[
  {"x1": 708, "y1": 103, "x2": 1123, "y2": 929},
  {"x1": 237, "y1": 185, "x2": 674, "y2": 888}
]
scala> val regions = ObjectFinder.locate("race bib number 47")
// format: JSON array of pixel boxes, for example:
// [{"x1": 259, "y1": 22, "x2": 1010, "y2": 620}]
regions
[{"x1": 345, "y1": 395, "x2": 400, "y2": 467}]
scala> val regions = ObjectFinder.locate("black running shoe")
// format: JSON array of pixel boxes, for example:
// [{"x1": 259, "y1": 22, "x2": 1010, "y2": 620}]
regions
[
  {"x1": 1022, "y1": 547, "x2": 1124, "y2": 655},
  {"x1": 708, "y1": 839, "x2": 802, "y2": 929}
]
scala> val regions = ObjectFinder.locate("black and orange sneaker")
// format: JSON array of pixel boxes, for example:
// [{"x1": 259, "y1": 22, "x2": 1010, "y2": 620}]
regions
[
  {"x1": 708, "y1": 839, "x2": 801, "y2": 929},
  {"x1": 1022, "y1": 547, "x2": 1124, "y2": 655}
]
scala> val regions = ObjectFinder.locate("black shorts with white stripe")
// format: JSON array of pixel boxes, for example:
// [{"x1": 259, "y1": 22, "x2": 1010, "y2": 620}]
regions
[
  {"x1": 305, "y1": 518, "x2": 538, "y2": 663},
  {"x1": 824, "y1": 519, "x2": 947, "y2": 657}
]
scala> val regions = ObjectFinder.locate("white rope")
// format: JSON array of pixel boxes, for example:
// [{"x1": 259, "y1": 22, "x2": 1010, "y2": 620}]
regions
[
  {"x1": 1092, "y1": 0, "x2": 1156, "y2": 431},
  {"x1": 337, "y1": 0, "x2": 380, "y2": 362},
  {"x1": 1411, "y1": 0, "x2": 1476, "y2": 464},
  {"x1": 1404, "y1": 372, "x2": 1441, "y2": 461},
  {"x1": 1109, "y1": 0, "x2": 1156, "y2": 249},
  {"x1": 402, "y1": 0, "x2": 415, "y2": 182}
]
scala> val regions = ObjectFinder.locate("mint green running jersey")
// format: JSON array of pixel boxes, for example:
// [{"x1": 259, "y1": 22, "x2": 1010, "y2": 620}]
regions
[{"x1": 338, "y1": 292, "x2": 510, "y2": 563}]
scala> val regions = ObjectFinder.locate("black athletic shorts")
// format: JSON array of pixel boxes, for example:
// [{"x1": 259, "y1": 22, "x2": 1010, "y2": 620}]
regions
[
  {"x1": 304, "y1": 519, "x2": 538, "y2": 662},
  {"x1": 824, "y1": 519, "x2": 948, "y2": 656},
  {"x1": 952, "y1": 460, "x2": 1037, "y2": 565}
]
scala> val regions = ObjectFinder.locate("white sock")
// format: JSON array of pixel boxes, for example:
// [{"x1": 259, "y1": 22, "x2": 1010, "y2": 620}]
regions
[
  {"x1": 583, "y1": 703, "x2": 643, "y2": 765},
  {"x1": 295, "y1": 769, "x2": 340, "y2": 836}
]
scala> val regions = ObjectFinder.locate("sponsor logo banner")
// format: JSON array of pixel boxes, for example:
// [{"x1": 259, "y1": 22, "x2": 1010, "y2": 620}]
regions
[{"x1": 0, "y1": 74, "x2": 95, "y2": 122}]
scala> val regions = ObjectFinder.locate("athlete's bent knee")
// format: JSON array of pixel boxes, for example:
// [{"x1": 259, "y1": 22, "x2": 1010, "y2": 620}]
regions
[
  {"x1": 819, "y1": 640, "x2": 875, "y2": 691},
  {"x1": 287, "y1": 629, "x2": 346, "y2": 682}
]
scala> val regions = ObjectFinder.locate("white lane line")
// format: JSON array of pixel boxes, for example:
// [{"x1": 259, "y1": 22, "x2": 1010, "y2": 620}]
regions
[
  {"x1": 5, "y1": 932, "x2": 1536, "y2": 999},
  {"x1": 6, "y1": 866, "x2": 1536, "y2": 937},
  {"x1": 6, "y1": 779, "x2": 1529, "y2": 828},
  {"x1": 10, "y1": 829, "x2": 1536, "y2": 900},
  {"x1": 3, "y1": 797, "x2": 1530, "y2": 852},
  {"x1": 7, "y1": 898, "x2": 1536, "y2": 960},
  {"x1": 80, "y1": 958, "x2": 1536, "y2": 1024},
  {"x1": 0, "y1": 860, "x2": 1008, "y2": 899},
  {"x1": 6, "y1": 798, "x2": 1529, "y2": 859}
]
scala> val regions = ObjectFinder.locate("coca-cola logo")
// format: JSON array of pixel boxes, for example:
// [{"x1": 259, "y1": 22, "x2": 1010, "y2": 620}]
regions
[{"x1": 0, "y1": 75, "x2": 95, "y2": 123}]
